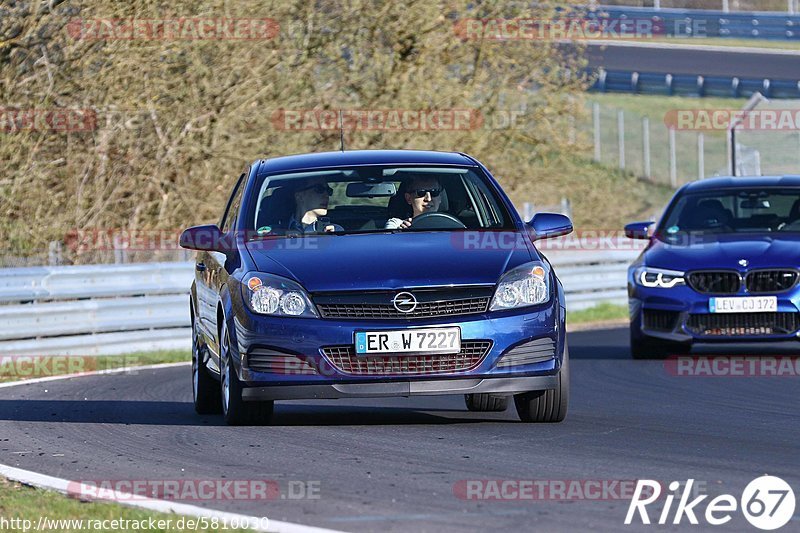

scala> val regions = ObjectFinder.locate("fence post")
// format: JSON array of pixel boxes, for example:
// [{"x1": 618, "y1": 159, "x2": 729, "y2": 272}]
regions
[
  {"x1": 642, "y1": 117, "x2": 651, "y2": 179},
  {"x1": 790, "y1": 0, "x2": 796, "y2": 15},
  {"x1": 669, "y1": 127, "x2": 677, "y2": 188},
  {"x1": 113, "y1": 234, "x2": 128, "y2": 264},
  {"x1": 48, "y1": 241, "x2": 63, "y2": 266},
  {"x1": 654, "y1": 0, "x2": 660, "y2": 9},
  {"x1": 560, "y1": 198, "x2": 572, "y2": 219},
  {"x1": 593, "y1": 103, "x2": 601, "y2": 162},
  {"x1": 722, "y1": 0, "x2": 730, "y2": 12},
  {"x1": 617, "y1": 110, "x2": 625, "y2": 170},
  {"x1": 698, "y1": 133, "x2": 705, "y2": 180}
]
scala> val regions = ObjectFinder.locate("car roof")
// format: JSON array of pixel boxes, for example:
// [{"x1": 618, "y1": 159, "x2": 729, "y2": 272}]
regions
[
  {"x1": 681, "y1": 175, "x2": 800, "y2": 192},
  {"x1": 255, "y1": 150, "x2": 477, "y2": 176}
]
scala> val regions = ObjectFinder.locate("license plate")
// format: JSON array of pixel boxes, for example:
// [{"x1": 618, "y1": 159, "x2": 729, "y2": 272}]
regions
[
  {"x1": 709, "y1": 296, "x2": 777, "y2": 313},
  {"x1": 355, "y1": 328, "x2": 461, "y2": 355}
]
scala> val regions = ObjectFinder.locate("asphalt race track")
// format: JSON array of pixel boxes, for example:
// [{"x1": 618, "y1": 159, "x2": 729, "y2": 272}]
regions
[
  {"x1": 585, "y1": 42, "x2": 800, "y2": 80},
  {"x1": 1, "y1": 328, "x2": 798, "y2": 532}
]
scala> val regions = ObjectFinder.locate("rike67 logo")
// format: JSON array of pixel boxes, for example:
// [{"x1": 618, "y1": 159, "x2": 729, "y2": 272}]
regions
[{"x1": 626, "y1": 477, "x2": 795, "y2": 530}]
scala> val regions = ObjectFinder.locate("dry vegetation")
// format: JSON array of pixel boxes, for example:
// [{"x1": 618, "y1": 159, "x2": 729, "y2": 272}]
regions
[{"x1": 0, "y1": 0, "x2": 663, "y2": 263}]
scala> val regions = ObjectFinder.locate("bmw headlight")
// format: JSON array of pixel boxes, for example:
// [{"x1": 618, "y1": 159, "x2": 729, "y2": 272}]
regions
[
  {"x1": 242, "y1": 273, "x2": 318, "y2": 318},
  {"x1": 490, "y1": 262, "x2": 551, "y2": 311},
  {"x1": 634, "y1": 266, "x2": 685, "y2": 288}
]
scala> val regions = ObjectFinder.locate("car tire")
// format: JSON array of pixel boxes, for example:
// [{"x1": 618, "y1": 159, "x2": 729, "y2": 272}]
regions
[
  {"x1": 630, "y1": 333, "x2": 692, "y2": 360},
  {"x1": 220, "y1": 320, "x2": 274, "y2": 426},
  {"x1": 192, "y1": 318, "x2": 221, "y2": 414},
  {"x1": 465, "y1": 394, "x2": 509, "y2": 412},
  {"x1": 514, "y1": 343, "x2": 569, "y2": 423}
]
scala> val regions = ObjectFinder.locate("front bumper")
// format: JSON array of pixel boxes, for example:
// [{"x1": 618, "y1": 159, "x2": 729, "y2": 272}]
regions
[
  {"x1": 228, "y1": 298, "x2": 566, "y2": 399},
  {"x1": 242, "y1": 375, "x2": 558, "y2": 400},
  {"x1": 629, "y1": 282, "x2": 800, "y2": 343}
]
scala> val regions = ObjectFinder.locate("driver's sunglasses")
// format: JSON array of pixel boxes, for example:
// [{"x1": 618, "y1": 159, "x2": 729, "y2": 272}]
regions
[
  {"x1": 303, "y1": 184, "x2": 334, "y2": 195},
  {"x1": 411, "y1": 188, "x2": 442, "y2": 198}
]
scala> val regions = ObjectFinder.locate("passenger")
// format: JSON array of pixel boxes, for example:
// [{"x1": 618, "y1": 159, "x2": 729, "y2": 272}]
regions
[
  {"x1": 287, "y1": 179, "x2": 343, "y2": 233},
  {"x1": 385, "y1": 176, "x2": 443, "y2": 230}
]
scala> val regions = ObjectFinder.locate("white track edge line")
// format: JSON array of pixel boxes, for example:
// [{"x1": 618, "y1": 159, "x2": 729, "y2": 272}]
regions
[
  {"x1": 0, "y1": 463, "x2": 346, "y2": 533},
  {"x1": 0, "y1": 362, "x2": 348, "y2": 533}
]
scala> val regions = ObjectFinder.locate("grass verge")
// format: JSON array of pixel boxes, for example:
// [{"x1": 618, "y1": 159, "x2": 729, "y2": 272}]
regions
[
  {"x1": 0, "y1": 477, "x2": 250, "y2": 532},
  {"x1": 0, "y1": 350, "x2": 190, "y2": 384},
  {"x1": 569, "y1": 303, "x2": 629, "y2": 326}
]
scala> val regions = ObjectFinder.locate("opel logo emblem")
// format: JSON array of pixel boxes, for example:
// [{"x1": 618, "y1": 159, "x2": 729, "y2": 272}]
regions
[
  {"x1": 739, "y1": 259, "x2": 749, "y2": 267},
  {"x1": 392, "y1": 292, "x2": 417, "y2": 313}
]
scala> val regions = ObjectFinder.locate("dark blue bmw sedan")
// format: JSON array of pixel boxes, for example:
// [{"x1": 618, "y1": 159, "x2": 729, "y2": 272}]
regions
[
  {"x1": 626, "y1": 176, "x2": 800, "y2": 359},
  {"x1": 180, "y1": 150, "x2": 573, "y2": 425}
]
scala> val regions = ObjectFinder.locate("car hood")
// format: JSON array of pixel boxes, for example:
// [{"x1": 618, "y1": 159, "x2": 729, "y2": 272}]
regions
[
  {"x1": 245, "y1": 231, "x2": 534, "y2": 292},
  {"x1": 645, "y1": 233, "x2": 800, "y2": 270}
]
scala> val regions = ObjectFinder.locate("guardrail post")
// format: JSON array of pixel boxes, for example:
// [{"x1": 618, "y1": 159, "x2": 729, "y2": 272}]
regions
[
  {"x1": 669, "y1": 127, "x2": 678, "y2": 188},
  {"x1": 593, "y1": 103, "x2": 601, "y2": 162},
  {"x1": 642, "y1": 117, "x2": 651, "y2": 179},
  {"x1": 523, "y1": 202, "x2": 533, "y2": 222},
  {"x1": 617, "y1": 110, "x2": 625, "y2": 170},
  {"x1": 722, "y1": 0, "x2": 730, "y2": 13},
  {"x1": 698, "y1": 133, "x2": 705, "y2": 180},
  {"x1": 790, "y1": 0, "x2": 796, "y2": 15}
]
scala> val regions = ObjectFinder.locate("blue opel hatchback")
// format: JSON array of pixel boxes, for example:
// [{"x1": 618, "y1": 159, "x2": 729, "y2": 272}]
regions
[
  {"x1": 626, "y1": 176, "x2": 800, "y2": 359},
  {"x1": 181, "y1": 150, "x2": 572, "y2": 425}
]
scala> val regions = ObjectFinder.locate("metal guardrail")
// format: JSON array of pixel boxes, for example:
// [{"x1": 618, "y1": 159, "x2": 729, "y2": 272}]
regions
[
  {"x1": 595, "y1": 6, "x2": 800, "y2": 40},
  {"x1": 592, "y1": 69, "x2": 800, "y2": 99},
  {"x1": 0, "y1": 251, "x2": 641, "y2": 355}
]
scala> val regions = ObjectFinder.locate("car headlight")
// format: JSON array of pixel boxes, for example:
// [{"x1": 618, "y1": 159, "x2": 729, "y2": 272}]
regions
[
  {"x1": 634, "y1": 266, "x2": 685, "y2": 288},
  {"x1": 490, "y1": 261, "x2": 551, "y2": 311},
  {"x1": 242, "y1": 273, "x2": 318, "y2": 318}
]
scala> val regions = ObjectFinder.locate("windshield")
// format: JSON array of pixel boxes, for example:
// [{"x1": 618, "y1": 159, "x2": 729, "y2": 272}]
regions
[
  {"x1": 658, "y1": 188, "x2": 800, "y2": 239},
  {"x1": 246, "y1": 166, "x2": 514, "y2": 238}
]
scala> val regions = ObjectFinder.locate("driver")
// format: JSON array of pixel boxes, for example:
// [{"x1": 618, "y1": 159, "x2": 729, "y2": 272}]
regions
[{"x1": 385, "y1": 176, "x2": 442, "y2": 230}]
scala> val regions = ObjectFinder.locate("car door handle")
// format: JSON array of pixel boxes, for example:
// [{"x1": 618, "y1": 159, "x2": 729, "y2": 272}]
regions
[{"x1": 196, "y1": 262, "x2": 206, "y2": 272}]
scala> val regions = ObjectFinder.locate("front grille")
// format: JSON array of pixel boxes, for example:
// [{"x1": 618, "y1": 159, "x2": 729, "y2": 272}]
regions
[
  {"x1": 497, "y1": 337, "x2": 555, "y2": 368},
  {"x1": 313, "y1": 287, "x2": 493, "y2": 320},
  {"x1": 687, "y1": 271, "x2": 741, "y2": 294},
  {"x1": 643, "y1": 309, "x2": 681, "y2": 332},
  {"x1": 687, "y1": 313, "x2": 800, "y2": 336},
  {"x1": 246, "y1": 348, "x2": 316, "y2": 375},
  {"x1": 317, "y1": 297, "x2": 490, "y2": 320},
  {"x1": 321, "y1": 340, "x2": 492, "y2": 375},
  {"x1": 745, "y1": 270, "x2": 798, "y2": 294}
]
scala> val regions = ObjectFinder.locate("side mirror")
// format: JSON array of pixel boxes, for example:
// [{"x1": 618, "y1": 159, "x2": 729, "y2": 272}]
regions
[
  {"x1": 179, "y1": 224, "x2": 226, "y2": 251},
  {"x1": 624, "y1": 221, "x2": 654, "y2": 240},
  {"x1": 527, "y1": 213, "x2": 573, "y2": 241}
]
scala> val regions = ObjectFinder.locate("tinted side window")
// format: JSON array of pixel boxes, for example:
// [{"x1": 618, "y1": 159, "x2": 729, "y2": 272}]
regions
[{"x1": 220, "y1": 173, "x2": 246, "y2": 233}]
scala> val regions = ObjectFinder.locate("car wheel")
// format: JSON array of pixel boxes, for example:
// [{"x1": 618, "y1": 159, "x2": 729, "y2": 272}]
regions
[
  {"x1": 219, "y1": 320, "x2": 274, "y2": 426},
  {"x1": 514, "y1": 342, "x2": 569, "y2": 423},
  {"x1": 630, "y1": 332, "x2": 692, "y2": 360},
  {"x1": 192, "y1": 320, "x2": 221, "y2": 414},
  {"x1": 465, "y1": 394, "x2": 509, "y2": 412}
]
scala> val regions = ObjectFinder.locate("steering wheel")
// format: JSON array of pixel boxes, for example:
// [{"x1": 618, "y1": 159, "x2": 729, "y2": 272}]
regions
[{"x1": 410, "y1": 212, "x2": 467, "y2": 230}]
